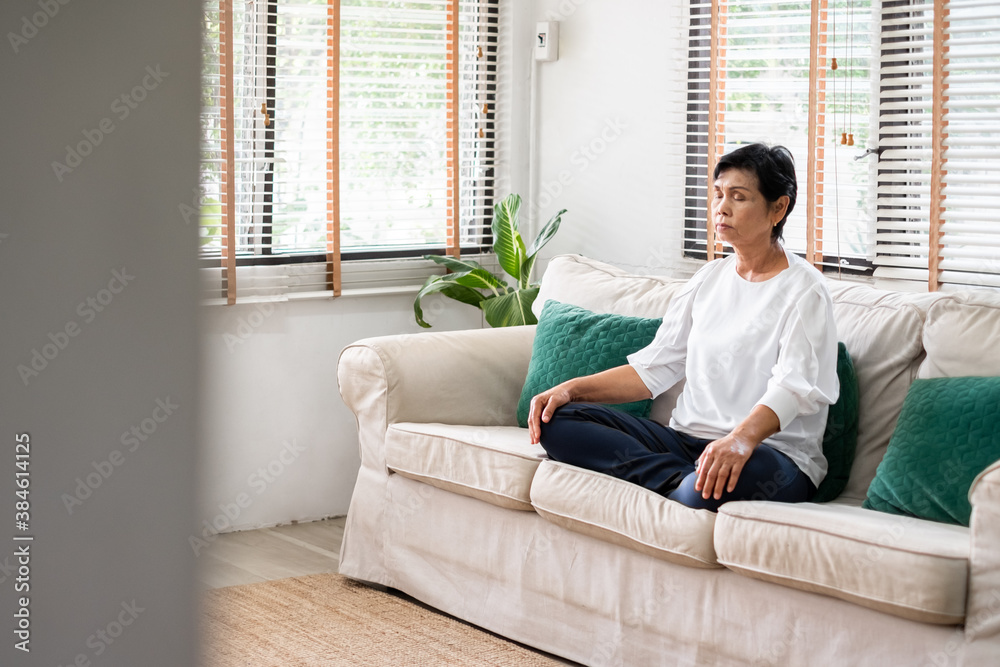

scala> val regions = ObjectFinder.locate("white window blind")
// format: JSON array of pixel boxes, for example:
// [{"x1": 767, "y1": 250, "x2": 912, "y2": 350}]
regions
[
  {"x1": 876, "y1": 0, "x2": 1000, "y2": 289},
  {"x1": 874, "y1": 0, "x2": 941, "y2": 284},
  {"x1": 718, "y1": 0, "x2": 813, "y2": 253},
  {"x1": 269, "y1": 1, "x2": 333, "y2": 257},
  {"x1": 873, "y1": 0, "x2": 1000, "y2": 290},
  {"x1": 681, "y1": 0, "x2": 713, "y2": 256},
  {"x1": 940, "y1": 0, "x2": 1000, "y2": 287},
  {"x1": 198, "y1": 0, "x2": 500, "y2": 303},
  {"x1": 340, "y1": 1, "x2": 497, "y2": 252},
  {"x1": 940, "y1": 0, "x2": 1000, "y2": 289},
  {"x1": 814, "y1": 0, "x2": 875, "y2": 273}
]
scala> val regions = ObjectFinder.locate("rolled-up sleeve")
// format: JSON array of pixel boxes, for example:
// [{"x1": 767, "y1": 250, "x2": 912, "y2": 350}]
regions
[
  {"x1": 626, "y1": 275, "x2": 704, "y2": 398},
  {"x1": 756, "y1": 284, "x2": 840, "y2": 430}
]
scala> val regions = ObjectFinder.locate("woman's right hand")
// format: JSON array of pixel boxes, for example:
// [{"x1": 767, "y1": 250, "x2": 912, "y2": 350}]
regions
[
  {"x1": 527, "y1": 383, "x2": 574, "y2": 445},
  {"x1": 527, "y1": 366, "x2": 651, "y2": 445}
]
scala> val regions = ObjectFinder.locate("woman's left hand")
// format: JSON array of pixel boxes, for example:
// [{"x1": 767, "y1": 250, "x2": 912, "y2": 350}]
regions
[{"x1": 694, "y1": 434, "x2": 757, "y2": 500}]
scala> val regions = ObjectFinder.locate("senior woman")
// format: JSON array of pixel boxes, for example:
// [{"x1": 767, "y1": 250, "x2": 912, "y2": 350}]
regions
[{"x1": 528, "y1": 143, "x2": 839, "y2": 511}]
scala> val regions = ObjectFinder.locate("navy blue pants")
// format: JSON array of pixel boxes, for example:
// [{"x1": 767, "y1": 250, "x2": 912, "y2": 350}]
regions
[{"x1": 538, "y1": 403, "x2": 814, "y2": 511}]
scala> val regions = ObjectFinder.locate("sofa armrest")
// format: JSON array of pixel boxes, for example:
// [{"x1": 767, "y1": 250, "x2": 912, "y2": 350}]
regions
[
  {"x1": 962, "y1": 459, "x2": 1000, "y2": 664},
  {"x1": 338, "y1": 326, "x2": 536, "y2": 467}
]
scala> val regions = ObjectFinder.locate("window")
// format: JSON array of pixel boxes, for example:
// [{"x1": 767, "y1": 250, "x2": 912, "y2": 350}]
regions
[
  {"x1": 875, "y1": 0, "x2": 1000, "y2": 290},
  {"x1": 684, "y1": 0, "x2": 1000, "y2": 292},
  {"x1": 197, "y1": 0, "x2": 500, "y2": 303}
]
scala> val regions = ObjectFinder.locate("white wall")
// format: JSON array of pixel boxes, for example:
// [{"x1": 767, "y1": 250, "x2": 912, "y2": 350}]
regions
[
  {"x1": 200, "y1": 0, "x2": 700, "y2": 531},
  {"x1": 527, "y1": 0, "x2": 698, "y2": 278},
  {"x1": 198, "y1": 294, "x2": 483, "y2": 530}
]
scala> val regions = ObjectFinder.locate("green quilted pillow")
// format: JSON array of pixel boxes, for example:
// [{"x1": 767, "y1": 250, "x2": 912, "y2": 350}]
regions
[
  {"x1": 812, "y1": 342, "x2": 860, "y2": 503},
  {"x1": 516, "y1": 300, "x2": 662, "y2": 428},
  {"x1": 863, "y1": 376, "x2": 1000, "y2": 526}
]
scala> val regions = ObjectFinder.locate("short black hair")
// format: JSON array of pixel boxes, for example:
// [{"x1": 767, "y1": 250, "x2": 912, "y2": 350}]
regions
[{"x1": 713, "y1": 143, "x2": 797, "y2": 242}]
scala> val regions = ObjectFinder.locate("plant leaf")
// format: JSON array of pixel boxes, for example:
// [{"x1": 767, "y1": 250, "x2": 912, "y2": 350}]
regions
[
  {"x1": 491, "y1": 194, "x2": 527, "y2": 283},
  {"x1": 521, "y1": 208, "x2": 566, "y2": 287},
  {"x1": 423, "y1": 254, "x2": 506, "y2": 293},
  {"x1": 435, "y1": 277, "x2": 488, "y2": 307},
  {"x1": 449, "y1": 268, "x2": 507, "y2": 292},
  {"x1": 525, "y1": 208, "x2": 567, "y2": 260},
  {"x1": 519, "y1": 255, "x2": 535, "y2": 290},
  {"x1": 480, "y1": 287, "x2": 540, "y2": 327},
  {"x1": 413, "y1": 275, "x2": 485, "y2": 328}
]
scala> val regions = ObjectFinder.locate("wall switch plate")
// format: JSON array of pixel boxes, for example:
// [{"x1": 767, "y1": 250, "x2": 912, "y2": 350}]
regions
[{"x1": 535, "y1": 21, "x2": 559, "y2": 62}]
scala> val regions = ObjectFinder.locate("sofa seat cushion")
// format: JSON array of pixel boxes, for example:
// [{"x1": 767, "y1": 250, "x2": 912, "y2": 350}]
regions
[
  {"x1": 529, "y1": 460, "x2": 721, "y2": 568},
  {"x1": 715, "y1": 501, "x2": 969, "y2": 624},
  {"x1": 385, "y1": 423, "x2": 545, "y2": 511}
]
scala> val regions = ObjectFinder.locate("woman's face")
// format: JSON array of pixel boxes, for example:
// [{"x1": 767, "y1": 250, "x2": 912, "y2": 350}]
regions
[{"x1": 711, "y1": 168, "x2": 787, "y2": 250}]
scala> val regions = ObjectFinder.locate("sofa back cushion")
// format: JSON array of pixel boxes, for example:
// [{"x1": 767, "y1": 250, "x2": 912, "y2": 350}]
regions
[
  {"x1": 826, "y1": 281, "x2": 943, "y2": 500},
  {"x1": 920, "y1": 290, "x2": 1000, "y2": 378},
  {"x1": 534, "y1": 254, "x2": 688, "y2": 319}
]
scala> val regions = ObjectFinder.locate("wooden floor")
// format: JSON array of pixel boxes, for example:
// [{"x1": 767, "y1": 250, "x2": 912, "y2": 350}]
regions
[
  {"x1": 198, "y1": 516, "x2": 577, "y2": 665},
  {"x1": 198, "y1": 517, "x2": 347, "y2": 589}
]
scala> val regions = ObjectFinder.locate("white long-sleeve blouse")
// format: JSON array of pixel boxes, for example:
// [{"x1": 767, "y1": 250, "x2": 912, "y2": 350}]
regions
[{"x1": 627, "y1": 245, "x2": 840, "y2": 487}]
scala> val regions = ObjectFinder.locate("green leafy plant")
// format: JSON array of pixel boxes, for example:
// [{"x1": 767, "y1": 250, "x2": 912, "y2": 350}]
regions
[{"x1": 413, "y1": 194, "x2": 566, "y2": 328}]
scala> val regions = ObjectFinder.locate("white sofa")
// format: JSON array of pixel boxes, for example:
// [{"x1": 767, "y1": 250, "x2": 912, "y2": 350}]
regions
[{"x1": 337, "y1": 254, "x2": 1000, "y2": 666}]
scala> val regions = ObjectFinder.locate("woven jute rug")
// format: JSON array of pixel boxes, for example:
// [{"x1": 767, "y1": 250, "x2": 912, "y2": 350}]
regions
[{"x1": 200, "y1": 573, "x2": 562, "y2": 666}]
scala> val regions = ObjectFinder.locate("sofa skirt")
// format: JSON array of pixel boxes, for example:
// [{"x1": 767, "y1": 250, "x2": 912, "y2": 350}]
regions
[{"x1": 340, "y1": 473, "x2": 961, "y2": 667}]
